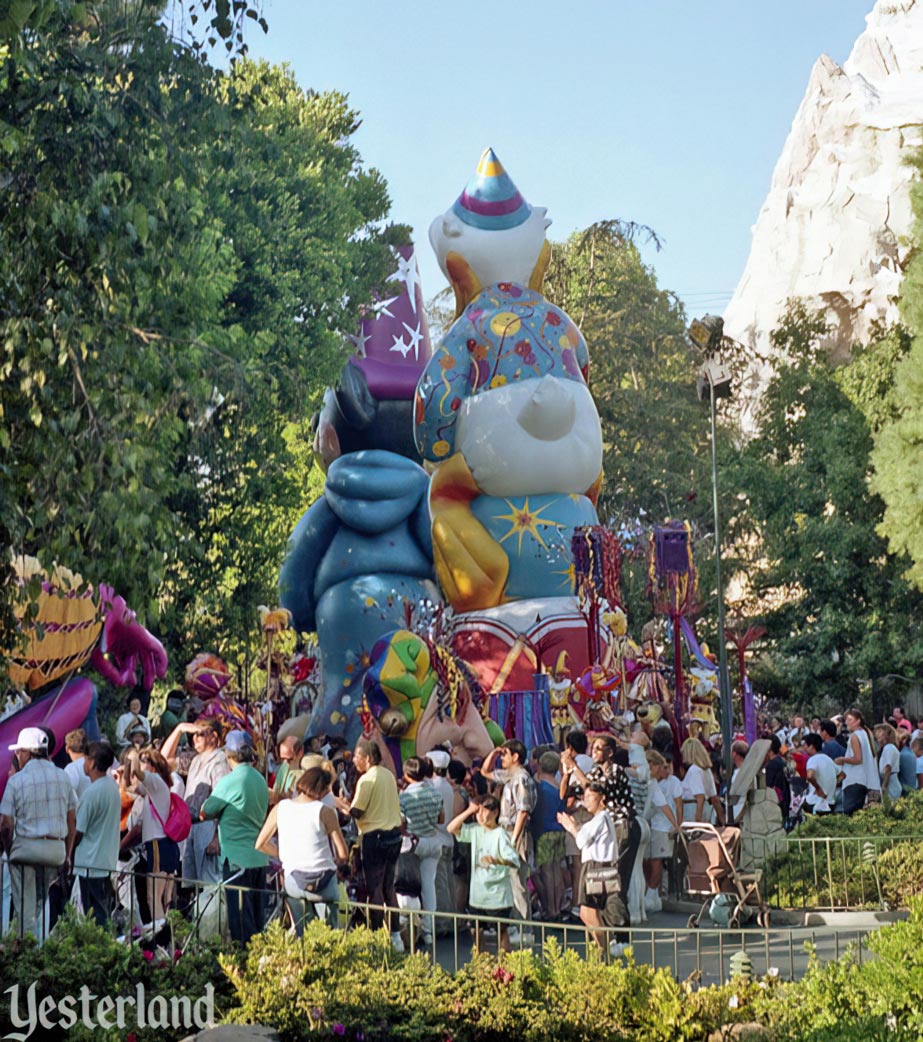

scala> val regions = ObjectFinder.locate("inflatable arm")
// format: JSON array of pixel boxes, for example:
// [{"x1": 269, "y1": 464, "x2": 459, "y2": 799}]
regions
[{"x1": 90, "y1": 587, "x2": 167, "y2": 691}]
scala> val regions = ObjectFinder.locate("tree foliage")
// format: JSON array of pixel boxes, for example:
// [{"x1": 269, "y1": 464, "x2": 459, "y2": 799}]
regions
[
  {"x1": 0, "y1": 1, "x2": 397, "y2": 678},
  {"x1": 870, "y1": 149, "x2": 923, "y2": 590},
  {"x1": 728, "y1": 303, "x2": 923, "y2": 706}
]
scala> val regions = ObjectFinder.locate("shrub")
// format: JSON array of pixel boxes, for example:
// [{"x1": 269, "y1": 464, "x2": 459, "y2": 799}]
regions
[
  {"x1": 0, "y1": 908, "x2": 233, "y2": 1041},
  {"x1": 221, "y1": 920, "x2": 460, "y2": 1041},
  {"x1": 876, "y1": 842, "x2": 923, "y2": 907},
  {"x1": 794, "y1": 790, "x2": 923, "y2": 838},
  {"x1": 224, "y1": 930, "x2": 774, "y2": 1042},
  {"x1": 763, "y1": 792, "x2": 923, "y2": 908},
  {"x1": 750, "y1": 900, "x2": 923, "y2": 1041},
  {"x1": 8, "y1": 901, "x2": 923, "y2": 1040}
]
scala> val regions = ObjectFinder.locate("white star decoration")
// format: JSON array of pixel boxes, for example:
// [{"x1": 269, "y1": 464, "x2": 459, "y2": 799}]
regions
[
  {"x1": 402, "y1": 321, "x2": 424, "y2": 359},
  {"x1": 371, "y1": 294, "x2": 398, "y2": 320},
  {"x1": 390, "y1": 332, "x2": 411, "y2": 358},
  {"x1": 386, "y1": 250, "x2": 421, "y2": 313},
  {"x1": 348, "y1": 329, "x2": 371, "y2": 357}
]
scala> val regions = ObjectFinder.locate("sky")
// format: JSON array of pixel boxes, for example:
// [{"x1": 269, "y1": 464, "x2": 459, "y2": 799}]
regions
[{"x1": 242, "y1": 1, "x2": 875, "y2": 318}]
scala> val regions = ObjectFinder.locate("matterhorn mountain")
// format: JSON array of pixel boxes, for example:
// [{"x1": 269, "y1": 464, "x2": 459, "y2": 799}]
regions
[{"x1": 724, "y1": 0, "x2": 923, "y2": 381}]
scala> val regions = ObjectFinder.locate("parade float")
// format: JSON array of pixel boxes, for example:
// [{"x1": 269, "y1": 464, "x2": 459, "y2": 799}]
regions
[
  {"x1": 414, "y1": 148, "x2": 610, "y2": 698},
  {"x1": 0, "y1": 555, "x2": 168, "y2": 797},
  {"x1": 279, "y1": 149, "x2": 742, "y2": 756}
]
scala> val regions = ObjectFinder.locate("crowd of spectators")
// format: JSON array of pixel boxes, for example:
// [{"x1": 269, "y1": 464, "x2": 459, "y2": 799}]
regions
[{"x1": 1, "y1": 692, "x2": 921, "y2": 955}]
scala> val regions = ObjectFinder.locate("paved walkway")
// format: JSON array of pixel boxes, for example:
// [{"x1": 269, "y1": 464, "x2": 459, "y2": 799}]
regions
[{"x1": 422, "y1": 904, "x2": 888, "y2": 983}]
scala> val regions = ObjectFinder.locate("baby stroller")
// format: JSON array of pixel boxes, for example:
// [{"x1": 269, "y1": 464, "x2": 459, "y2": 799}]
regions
[{"x1": 678, "y1": 822, "x2": 770, "y2": 929}]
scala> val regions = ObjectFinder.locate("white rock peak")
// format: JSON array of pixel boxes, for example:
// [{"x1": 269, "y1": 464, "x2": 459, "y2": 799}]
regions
[{"x1": 724, "y1": 0, "x2": 923, "y2": 388}]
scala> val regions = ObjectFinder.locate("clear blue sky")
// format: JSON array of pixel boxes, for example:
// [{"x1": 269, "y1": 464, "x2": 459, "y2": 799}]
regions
[{"x1": 244, "y1": 1, "x2": 873, "y2": 317}]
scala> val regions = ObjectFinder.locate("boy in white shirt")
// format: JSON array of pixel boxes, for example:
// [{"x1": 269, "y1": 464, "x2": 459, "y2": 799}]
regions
[
  {"x1": 803, "y1": 733, "x2": 837, "y2": 815},
  {"x1": 643, "y1": 750, "x2": 682, "y2": 912}
]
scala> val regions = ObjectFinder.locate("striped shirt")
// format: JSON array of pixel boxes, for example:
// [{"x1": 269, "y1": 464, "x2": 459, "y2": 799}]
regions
[
  {"x1": 399, "y1": 781, "x2": 443, "y2": 837},
  {"x1": 0, "y1": 758, "x2": 76, "y2": 840}
]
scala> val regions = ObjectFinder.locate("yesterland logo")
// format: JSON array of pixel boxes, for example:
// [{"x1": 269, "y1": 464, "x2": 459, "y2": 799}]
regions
[{"x1": 2, "y1": 982, "x2": 214, "y2": 1040}]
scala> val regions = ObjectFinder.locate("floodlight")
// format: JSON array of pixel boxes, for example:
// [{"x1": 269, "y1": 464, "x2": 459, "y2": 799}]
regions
[{"x1": 688, "y1": 314, "x2": 724, "y2": 353}]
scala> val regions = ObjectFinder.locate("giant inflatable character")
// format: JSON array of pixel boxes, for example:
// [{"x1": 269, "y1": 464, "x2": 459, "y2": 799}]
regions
[
  {"x1": 414, "y1": 149, "x2": 607, "y2": 692},
  {"x1": 1, "y1": 555, "x2": 168, "y2": 799},
  {"x1": 279, "y1": 246, "x2": 441, "y2": 743}
]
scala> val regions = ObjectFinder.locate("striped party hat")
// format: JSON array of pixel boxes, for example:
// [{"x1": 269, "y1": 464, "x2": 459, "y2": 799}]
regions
[{"x1": 451, "y1": 147, "x2": 532, "y2": 231}]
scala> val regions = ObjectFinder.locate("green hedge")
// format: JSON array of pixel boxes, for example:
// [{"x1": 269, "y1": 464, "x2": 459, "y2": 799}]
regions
[
  {"x1": 0, "y1": 909, "x2": 233, "y2": 1041},
  {"x1": 794, "y1": 790, "x2": 923, "y2": 838},
  {"x1": 5, "y1": 903, "x2": 923, "y2": 1040},
  {"x1": 222, "y1": 907, "x2": 923, "y2": 1041}
]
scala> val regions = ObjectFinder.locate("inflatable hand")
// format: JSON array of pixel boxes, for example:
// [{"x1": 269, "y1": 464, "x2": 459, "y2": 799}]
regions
[{"x1": 91, "y1": 588, "x2": 168, "y2": 691}]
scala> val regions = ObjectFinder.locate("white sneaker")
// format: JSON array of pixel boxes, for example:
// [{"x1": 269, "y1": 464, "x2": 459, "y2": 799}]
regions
[
  {"x1": 609, "y1": 941, "x2": 627, "y2": 957},
  {"x1": 508, "y1": 926, "x2": 520, "y2": 944},
  {"x1": 390, "y1": 931, "x2": 405, "y2": 953},
  {"x1": 644, "y1": 890, "x2": 663, "y2": 913}
]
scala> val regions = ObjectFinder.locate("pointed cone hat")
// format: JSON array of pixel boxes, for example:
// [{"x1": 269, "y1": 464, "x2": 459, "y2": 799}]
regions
[
  {"x1": 451, "y1": 147, "x2": 532, "y2": 231},
  {"x1": 348, "y1": 243, "x2": 432, "y2": 398}
]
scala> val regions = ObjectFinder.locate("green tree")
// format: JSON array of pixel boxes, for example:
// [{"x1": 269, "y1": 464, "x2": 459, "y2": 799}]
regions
[
  {"x1": 729, "y1": 303, "x2": 923, "y2": 707},
  {"x1": 154, "y1": 59, "x2": 397, "y2": 669},
  {"x1": 870, "y1": 150, "x2": 923, "y2": 589},
  {"x1": 0, "y1": 2, "x2": 396, "y2": 680}
]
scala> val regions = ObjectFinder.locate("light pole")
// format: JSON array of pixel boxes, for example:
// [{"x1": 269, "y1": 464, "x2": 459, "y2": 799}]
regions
[{"x1": 688, "y1": 315, "x2": 734, "y2": 783}]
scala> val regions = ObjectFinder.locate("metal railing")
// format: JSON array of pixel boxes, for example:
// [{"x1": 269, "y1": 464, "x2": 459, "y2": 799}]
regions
[
  {"x1": 348, "y1": 898, "x2": 873, "y2": 985},
  {"x1": 756, "y1": 834, "x2": 918, "y2": 911},
  {"x1": 0, "y1": 857, "x2": 877, "y2": 985}
]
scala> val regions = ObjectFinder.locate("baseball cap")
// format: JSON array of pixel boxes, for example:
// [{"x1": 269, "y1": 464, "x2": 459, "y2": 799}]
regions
[
  {"x1": 9, "y1": 727, "x2": 49, "y2": 752},
  {"x1": 224, "y1": 730, "x2": 253, "y2": 754}
]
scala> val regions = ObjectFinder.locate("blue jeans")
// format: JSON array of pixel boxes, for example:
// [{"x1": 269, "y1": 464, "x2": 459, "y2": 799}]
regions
[
  {"x1": 79, "y1": 874, "x2": 115, "y2": 927},
  {"x1": 411, "y1": 834, "x2": 443, "y2": 940},
  {"x1": 284, "y1": 871, "x2": 339, "y2": 935},
  {"x1": 183, "y1": 820, "x2": 222, "y2": 885}
]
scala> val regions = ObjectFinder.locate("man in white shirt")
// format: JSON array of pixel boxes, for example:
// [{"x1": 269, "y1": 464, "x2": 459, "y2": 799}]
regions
[
  {"x1": 115, "y1": 696, "x2": 151, "y2": 750},
  {"x1": 803, "y1": 734, "x2": 837, "y2": 815},
  {"x1": 63, "y1": 728, "x2": 91, "y2": 802},
  {"x1": 425, "y1": 748, "x2": 456, "y2": 929},
  {"x1": 788, "y1": 715, "x2": 808, "y2": 745},
  {"x1": 565, "y1": 730, "x2": 595, "y2": 777},
  {"x1": 0, "y1": 727, "x2": 76, "y2": 941}
]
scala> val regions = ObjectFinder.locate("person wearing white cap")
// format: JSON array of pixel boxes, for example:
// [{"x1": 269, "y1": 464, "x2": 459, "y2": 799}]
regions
[
  {"x1": 426, "y1": 747, "x2": 456, "y2": 929},
  {"x1": 0, "y1": 727, "x2": 77, "y2": 941}
]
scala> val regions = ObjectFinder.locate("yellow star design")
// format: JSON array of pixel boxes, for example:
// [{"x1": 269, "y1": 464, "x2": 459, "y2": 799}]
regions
[
  {"x1": 554, "y1": 560, "x2": 576, "y2": 591},
  {"x1": 494, "y1": 498, "x2": 565, "y2": 554}
]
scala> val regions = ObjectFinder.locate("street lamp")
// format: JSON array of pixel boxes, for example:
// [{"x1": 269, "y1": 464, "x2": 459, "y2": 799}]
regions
[{"x1": 688, "y1": 315, "x2": 734, "y2": 784}]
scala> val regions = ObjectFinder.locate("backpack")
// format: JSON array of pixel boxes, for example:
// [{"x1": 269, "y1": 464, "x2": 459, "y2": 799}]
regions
[{"x1": 151, "y1": 792, "x2": 192, "y2": 843}]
